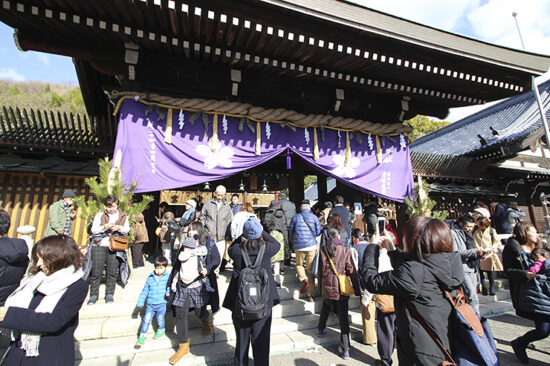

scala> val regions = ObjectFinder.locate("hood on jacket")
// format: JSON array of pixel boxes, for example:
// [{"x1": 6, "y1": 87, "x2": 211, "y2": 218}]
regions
[
  {"x1": 422, "y1": 252, "x2": 464, "y2": 291},
  {"x1": 0, "y1": 238, "x2": 28, "y2": 264}
]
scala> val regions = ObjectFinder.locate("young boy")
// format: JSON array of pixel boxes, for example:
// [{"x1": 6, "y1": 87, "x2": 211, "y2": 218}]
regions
[{"x1": 135, "y1": 256, "x2": 170, "y2": 349}]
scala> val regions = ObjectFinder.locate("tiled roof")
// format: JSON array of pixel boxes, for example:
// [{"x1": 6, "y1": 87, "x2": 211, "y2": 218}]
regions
[
  {"x1": 411, "y1": 79, "x2": 550, "y2": 156},
  {"x1": 410, "y1": 151, "x2": 494, "y2": 182}
]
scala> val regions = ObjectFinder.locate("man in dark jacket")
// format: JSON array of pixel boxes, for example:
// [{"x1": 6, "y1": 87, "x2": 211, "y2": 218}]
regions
[
  {"x1": 451, "y1": 215, "x2": 485, "y2": 313},
  {"x1": 491, "y1": 201, "x2": 511, "y2": 234},
  {"x1": 363, "y1": 200, "x2": 385, "y2": 235},
  {"x1": 329, "y1": 195, "x2": 351, "y2": 245},
  {"x1": 0, "y1": 210, "x2": 29, "y2": 306},
  {"x1": 289, "y1": 200, "x2": 321, "y2": 301},
  {"x1": 229, "y1": 194, "x2": 242, "y2": 216}
]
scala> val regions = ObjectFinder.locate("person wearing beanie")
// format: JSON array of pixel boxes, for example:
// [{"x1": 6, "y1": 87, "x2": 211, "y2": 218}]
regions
[
  {"x1": 289, "y1": 200, "x2": 322, "y2": 302},
  {"x1": 278, "y1": 193, "x2": 296, "y2": 266},
  {"x1": 43, "y1": 189, "x2": 77, "y2": 237},
  {"x1": 223, "y1": 216, "x2": 281, "y2": 366}
]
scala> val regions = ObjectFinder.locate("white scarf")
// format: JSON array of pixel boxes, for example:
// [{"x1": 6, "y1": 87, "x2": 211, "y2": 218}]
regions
[{"x1": 4, "y1": 266, "x2": 84, "y2": 357}]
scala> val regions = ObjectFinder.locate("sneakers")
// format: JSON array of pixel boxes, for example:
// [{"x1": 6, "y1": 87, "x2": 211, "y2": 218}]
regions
[
  {"x1": 275, "y1": 274, "x2": 281, "y2": 288},
  {"x1": 317, "y1": 329, "x2": 326, "y2": 338},
  {"x1": 299, "y1": 279, "x2": 309, "y2": 294},
  {"x1": 87, "y1": 295, "x2": 98, "y2": 305},
  {"x1": 338, "y1": 345, "x2": 350, "y2": 360},
  {"x1": 134, "y1": 335, "x2": 146, "y2": 349},
  {"x1": 105, "y1": 294, "x2": 114, "y2": 303},
  {"x1": 153, "y1": 329, "x2": 165, "y2": 339},
  {"x1": 511, "y1": 339, "x2": 529, "y2": 364}
]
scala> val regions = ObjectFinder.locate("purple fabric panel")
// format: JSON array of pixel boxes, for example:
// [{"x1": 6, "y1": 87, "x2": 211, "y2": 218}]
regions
[
  {"x1": 114, "y1": 99, "x2": 414, "y2": 201},
  {"x1": 291, "y1": 129, "x2": 414, "y2": 201},
  {"x1": 114, "y1": 100, "x2": 286, "y2": 192}
]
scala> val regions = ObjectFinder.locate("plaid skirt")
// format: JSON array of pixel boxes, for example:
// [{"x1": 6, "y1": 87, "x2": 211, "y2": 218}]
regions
[{"x1": 172, "y1": 281, "x2": 209, "y2": 309}]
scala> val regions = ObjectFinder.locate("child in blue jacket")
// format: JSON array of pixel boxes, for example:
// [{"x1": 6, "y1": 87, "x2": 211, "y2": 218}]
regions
[{"x1": 135, "y1": 256, "x2": 170, "y2": 348}]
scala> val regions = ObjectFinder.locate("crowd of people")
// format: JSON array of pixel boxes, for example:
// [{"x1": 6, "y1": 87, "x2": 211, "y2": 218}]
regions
[{"x1": 0, "y1": 188, "x2": 549, "y2": 365}]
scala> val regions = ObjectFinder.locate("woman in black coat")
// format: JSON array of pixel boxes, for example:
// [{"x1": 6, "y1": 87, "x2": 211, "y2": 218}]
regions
[
  {"x1": 503, "y1": 222, "x2": 550, "y2": 364},
  {"x1": 0, "y1": 235, "x2": 87, "y2": 366},
  {"x1": 361, "y1": 216, "x2": 464, "y2": 366},
  {"x1": 223, "y1": 216, "x2": 280, "y2": 366}
]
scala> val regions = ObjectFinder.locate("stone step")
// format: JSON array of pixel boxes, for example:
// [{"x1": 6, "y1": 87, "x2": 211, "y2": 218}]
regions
[
  {"x1": 75, "y1": 324, "x2": 364, "y2": 366},
  {"x1": 478, "y1": 289, "x2": 510, "y2": 304},
  {"x1": 75, "y1": 295, "x2": 361, "y2": 340},
  {"x1": 75, "y1": 310, "x2": 364, "y2": 361}
]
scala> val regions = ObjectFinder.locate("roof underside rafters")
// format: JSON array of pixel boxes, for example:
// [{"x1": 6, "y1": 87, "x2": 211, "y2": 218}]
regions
[{"x1": 1, "y1": 0, "x2": 549, "y2": 125}]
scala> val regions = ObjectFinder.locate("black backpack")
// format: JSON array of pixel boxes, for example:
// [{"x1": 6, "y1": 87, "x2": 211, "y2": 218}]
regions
[{"x1": 235, "y1": 245, "x2": 270, "y2": 321}]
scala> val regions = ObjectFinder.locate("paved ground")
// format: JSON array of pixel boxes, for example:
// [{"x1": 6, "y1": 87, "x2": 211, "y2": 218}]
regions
[{"x1": 267, "y1": 313, "x2": 550, "y2": 366}]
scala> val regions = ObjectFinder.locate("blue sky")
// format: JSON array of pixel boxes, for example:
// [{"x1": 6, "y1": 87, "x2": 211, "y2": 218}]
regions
[
  {"x1": 0, "y1": 22, "x2": 77, "y2": 84},
  {"x1": 0, "y1": 0, "x2": 549, "y2": 120}
]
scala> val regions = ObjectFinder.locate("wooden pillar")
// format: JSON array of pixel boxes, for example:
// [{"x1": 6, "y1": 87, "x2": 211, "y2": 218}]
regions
[
  {"x1": 290, "y1": 160, "x2": 305, "y2": 205},
  {"x1": 317, "y1": 174, "x2": 327, "y2": 204}
]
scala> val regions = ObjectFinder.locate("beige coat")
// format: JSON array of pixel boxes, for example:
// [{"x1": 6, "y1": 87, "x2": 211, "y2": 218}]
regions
[{"x1": 473, "y1": 227, "x2": 503, "y2": 272}]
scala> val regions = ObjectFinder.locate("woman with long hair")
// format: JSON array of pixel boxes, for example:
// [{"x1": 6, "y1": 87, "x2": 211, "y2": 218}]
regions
[
  {"x1": 473, "y1": 216, "x2": 503, "y2": 296},
  {"x1": 168, "y1": 221, "x2": 220, "y2": 364},
  {"x1": 223, "y1": 216, "x2": 280, "y2": 366},
  {"x1": 361, "y1": 216, "x2": 464, "y2": 365},
  {"x1": 317, "y1": 227, "x2": 361, "y2": 360},
  {"x1": 0, "y1": 235, "x2": 87, "y2": 365},
  {"x1": 320, "y1": 214, "x2": 348, "y2": 248},
  {"x1": 503, "y1": 222, "x2": 550, "y2": 364}
]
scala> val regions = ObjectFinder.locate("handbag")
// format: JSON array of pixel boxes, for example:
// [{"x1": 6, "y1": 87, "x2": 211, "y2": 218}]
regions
[
  {"x1": 109, "y1": 235, "x2": 128, "y2": 252},
  {"x1": 407, "y1": 287, "x2": 499, "y2": 366},
  {"x1": 376, "y1": 294, "x2": 395, "y2": 313},
  {"x1": 324, "y1": 246, "x2": 355, "y2": 296}
]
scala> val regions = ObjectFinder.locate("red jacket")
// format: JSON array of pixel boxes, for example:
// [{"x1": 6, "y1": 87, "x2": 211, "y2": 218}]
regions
[{"x1": 318, "y1": 244, "x2": 360, "y2": 300}]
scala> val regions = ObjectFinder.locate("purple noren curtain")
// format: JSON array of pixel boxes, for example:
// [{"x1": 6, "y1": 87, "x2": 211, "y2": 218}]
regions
[{"x1": 114, "y1": 100, "x2": 413, "y2": 202}]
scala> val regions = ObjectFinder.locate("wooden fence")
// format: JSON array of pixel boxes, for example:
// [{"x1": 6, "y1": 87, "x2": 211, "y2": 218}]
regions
[{"x1": 0, "y1": 172, "x2": 94, "y2": 246}]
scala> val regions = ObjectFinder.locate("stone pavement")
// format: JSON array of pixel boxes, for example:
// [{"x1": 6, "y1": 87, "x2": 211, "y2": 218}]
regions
[{"x1": 268, "y1": 313, "x2": 550, "y2": 366}]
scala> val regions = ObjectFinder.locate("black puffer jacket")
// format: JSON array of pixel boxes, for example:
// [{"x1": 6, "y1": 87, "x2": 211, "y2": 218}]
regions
[
  {"x1": 361, "y1": 247, "x2": 464, "y2": 366},
  {"x1": 519, "y1": 259, "x2": 550, "y2": 316},
  {"x1": 262, "y1": 202, "x2": 287, "y2": 244},
  {"x1": 0, "y1": 237, "x2": 29, "y2": 306},
  {"x1": 502, "y1": 238, "x2": 540, "y2": 320}
]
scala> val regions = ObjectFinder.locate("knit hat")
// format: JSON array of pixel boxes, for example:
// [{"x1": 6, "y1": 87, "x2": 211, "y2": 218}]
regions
[
  {"x1": 474, "y1": 207, "x2": 490, "y2": 219},
  {"x1": 62, "y1": 189, "x2": 76, "y2": 198},
  {"x1": 242, "y1": 217, "x2": 263, "y2": 239},
  {"x1": 278, "y1": 192, "x2": 287, "y2": 199},
  {"x1": 186, "y1": 199, "x2": 197, "y2": 208},
  {"x1": 181, "y1": 237, "x2": 197, "y2": 249}
]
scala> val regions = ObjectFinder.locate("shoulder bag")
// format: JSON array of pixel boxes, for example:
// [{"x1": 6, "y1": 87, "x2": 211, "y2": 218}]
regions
[
  {"x1": 324, "y1": 246, "x2": 355, "y2": 296},
  {"x1": 406, "y1": 287, "x2": 499, "y2": 366},
  {"x1": 109, "y1": 234, "x2": 128, "y2": 252}
]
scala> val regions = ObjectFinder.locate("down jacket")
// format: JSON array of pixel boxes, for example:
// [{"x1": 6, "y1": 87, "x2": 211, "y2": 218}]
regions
[
  {"x1": 318, "y1": 244, "x2": 360, "y2": 300},
  {"x1": 0, "y1": 237, "x2": 29, "y2": 306},
  {"x1": 502, "y1": 238, "x2": 538, "y2": 320},
  {"x1": 289, "y1": 210, "x2": 321, "y2": 250},
  {"x1": 519, "y1": 259, "x2": 550, "y2": 316},
  {"x1": 137, "y1": 270, "x2": 170, "y2": 307},
  {"x1": 361, "y1": 247, "x2": 464, "y2": 366}
]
